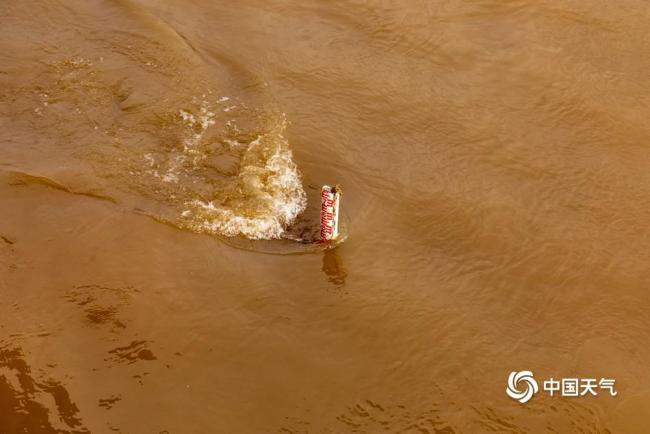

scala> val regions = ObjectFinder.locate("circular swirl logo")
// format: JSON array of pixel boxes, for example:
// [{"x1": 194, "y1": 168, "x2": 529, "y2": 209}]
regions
[{"x1": 506, "y1": 371, "x2": 539, "y2": 403}]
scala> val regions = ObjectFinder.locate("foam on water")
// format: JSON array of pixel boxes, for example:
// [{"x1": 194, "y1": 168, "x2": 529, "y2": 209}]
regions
[
  {"x1": 135, "y1": 100, "x2": 308, "y2": 240},
  {"x1": 180, "y1": 118, "x2": 307, "y2": 239}
]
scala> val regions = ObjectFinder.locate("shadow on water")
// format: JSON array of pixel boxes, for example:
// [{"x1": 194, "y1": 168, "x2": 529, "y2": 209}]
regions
[
  {"x1": 0, "y1": 346, "x2": 88, "y2": 434},
  {"x1": 321, "y1": 247, "x2": 348, "y2": 288}
]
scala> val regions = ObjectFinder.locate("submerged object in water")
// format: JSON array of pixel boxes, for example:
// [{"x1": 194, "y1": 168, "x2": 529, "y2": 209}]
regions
[{"x1": 320, "y1": 185, "x2": 341, "y2": 241}]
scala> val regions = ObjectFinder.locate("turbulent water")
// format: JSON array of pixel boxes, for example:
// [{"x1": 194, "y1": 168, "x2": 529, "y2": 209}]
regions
[
  {"x1": 2, "y1": 0, "x2": 650, "y2": 433},
  {"x1": 1, "y1": 1, "x2": 311, "y2": 241}
]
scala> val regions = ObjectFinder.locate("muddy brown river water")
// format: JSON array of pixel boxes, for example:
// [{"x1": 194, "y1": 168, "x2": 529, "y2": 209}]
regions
[{"x1": 1, "y1": 0, "x2": 650, "y2": 432}]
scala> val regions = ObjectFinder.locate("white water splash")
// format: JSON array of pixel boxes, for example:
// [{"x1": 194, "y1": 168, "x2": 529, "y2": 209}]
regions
[{"x1": 182, "y1": 118, "x2": 307, "y2": 239}]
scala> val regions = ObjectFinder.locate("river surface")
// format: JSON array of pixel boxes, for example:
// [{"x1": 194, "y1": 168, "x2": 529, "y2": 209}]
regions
[{"x1": 1, "y1": 1, "x2": 650, "y2": 433}]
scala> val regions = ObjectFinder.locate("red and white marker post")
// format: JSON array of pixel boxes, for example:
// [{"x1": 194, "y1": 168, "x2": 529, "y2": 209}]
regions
[{"x1": 320, "y1": 185, "x2": 341, "y2": 242}]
